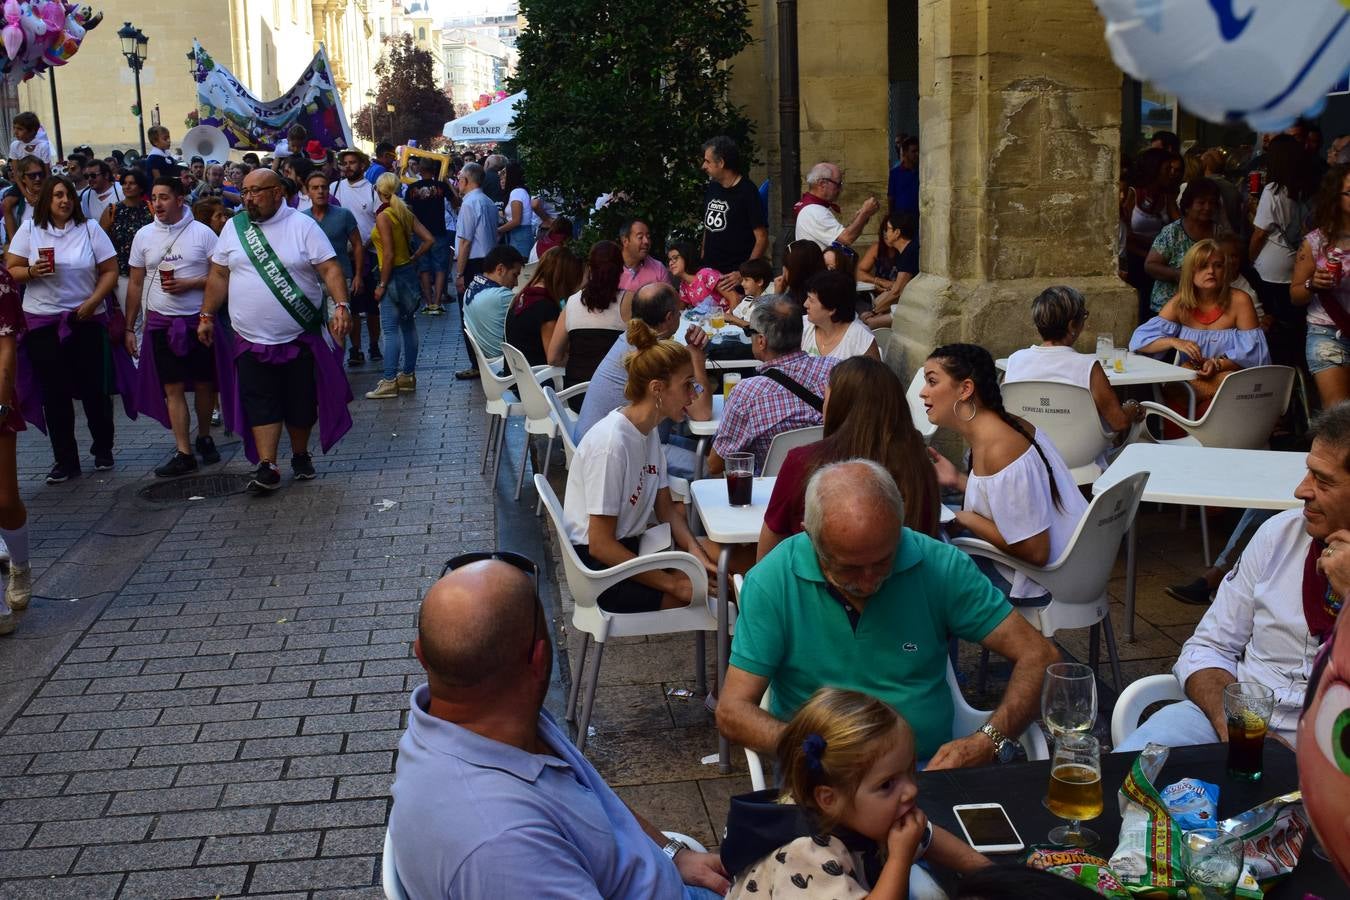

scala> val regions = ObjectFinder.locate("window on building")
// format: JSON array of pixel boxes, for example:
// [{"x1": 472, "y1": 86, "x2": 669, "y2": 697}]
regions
[{"x1": 419, "y1": 27, "x2": 426, "y2": 40}]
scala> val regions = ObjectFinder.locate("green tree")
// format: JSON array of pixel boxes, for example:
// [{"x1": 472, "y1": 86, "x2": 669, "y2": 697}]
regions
[
  {"x1": 355, "y1": 35, "x2": 455, "y2": 148},
  {"x1": 511, "y1": 1, "x2": 754, "y2": 248}
]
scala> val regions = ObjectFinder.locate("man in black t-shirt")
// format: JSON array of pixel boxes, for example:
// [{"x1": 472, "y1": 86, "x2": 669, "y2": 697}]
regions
[
  {"x1": 405, "y1": 157, "x2": 454, "y2": 314},
  {"x1": 700, "y1": 135, "x2": 767, "y2": 283}
]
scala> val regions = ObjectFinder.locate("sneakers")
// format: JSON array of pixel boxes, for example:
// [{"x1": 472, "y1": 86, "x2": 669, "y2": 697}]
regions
[
  {"x1": 1165, "y1": 578, "x2": 1213, "y2": 606},
  {"x1": 154, "y1": 451, "x2": 198, "y2": 478},
  {"x1": 45, "y1": 462, "x2": 81, "y2": 484},
  {"x1": 396, "y1": 372, "x2": 417, "y2": 393},
  {"x1": 0, "y1": 606, "x2": 13, "y2": 636},
  {"x1": 365, "y1": 378, "x2": 399, "y2": 399},
  {"x1": 424, "y1": 304, "x2": 443, "y2": 316},
  {"x1": 210, "y1": 407, "x2": 222, "y2": 426},
  {"x1": 196, "y1": 435, "x2": 220, "y2": 465},
  {"x1": 247, "y1": 461, "x2": 282, "y2": 493},
  {"x1": 348, "y1": 349, "x2": 366, "y2": 366},
  {"x1": 93, "y1": 454, "x2": 114, "y2": 471},
  {"x1": 368, "y1": 345, "x2": 383, "y2": 362},
  {"x1": 291, "y1": 452, "x2": 317, "y2": 481},
  {"x1": 454, "y1": 367, "x2": 480, "y2": 380},
  {"x1": 5, "y1": 563, "x2": 31, "y2": 610}
]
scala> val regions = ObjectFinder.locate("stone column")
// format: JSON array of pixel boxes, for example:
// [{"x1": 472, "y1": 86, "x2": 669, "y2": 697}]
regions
[{"x1": 896, "y1": 0, "x2": 1133, "y2": 374}]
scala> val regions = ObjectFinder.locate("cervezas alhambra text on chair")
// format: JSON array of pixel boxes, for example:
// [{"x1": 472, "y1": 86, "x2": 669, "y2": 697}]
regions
[{"x1": 1000, "y1": 380, "x2": 1141, "y2": 487}]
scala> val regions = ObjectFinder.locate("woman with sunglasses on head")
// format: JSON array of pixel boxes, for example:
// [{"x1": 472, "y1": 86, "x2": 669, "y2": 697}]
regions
[
  {"x1": 561, "y1": 318, "x2": 719, "y2": 612},
  {"x1": 5, "y1": 174, "x2": 123, "y2": 483},
  {"x1": 773, "y1": 239, "x2": 826, "y2": 305},
  {"x1": 2, "y1": 155, "x2": 47, "y2": 248}
]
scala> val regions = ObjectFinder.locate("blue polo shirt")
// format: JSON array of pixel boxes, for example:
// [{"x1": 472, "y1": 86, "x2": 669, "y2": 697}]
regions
[
  {"x1": 730, "y1": 529, "x2": 1012, "y2": 759},
  {"x1": 389, "y1": 685, "x2": 689, "y2": 899}
]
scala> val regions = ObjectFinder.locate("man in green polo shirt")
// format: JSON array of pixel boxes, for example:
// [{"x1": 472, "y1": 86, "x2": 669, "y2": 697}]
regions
[{"x1": 718, "y1": 459, "x2": 1058, "y2": 768}]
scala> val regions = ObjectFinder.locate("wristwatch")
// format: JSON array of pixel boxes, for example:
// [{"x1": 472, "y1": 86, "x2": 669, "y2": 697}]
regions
[
  {"x1": 978, "y1": 722, "x2": 1017, "y2": 764},
  {"x1": 661, "y1": 837, "x2": 688, "y2": 862}
]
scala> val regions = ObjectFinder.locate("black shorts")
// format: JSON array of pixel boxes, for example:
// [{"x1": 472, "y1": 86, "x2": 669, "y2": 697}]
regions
[
  {"x1": 151, "y1": 328, "x2": 216, "y2": 386},
  {"x1": 572, "y1": 536, "x2": 665, "y2": 613},
  {"x1": 236, "y1": 344, "x2": 317, "y2": 429},
  {"x1": 350, "y1": 253, "x2": 379, "y2": 316}
]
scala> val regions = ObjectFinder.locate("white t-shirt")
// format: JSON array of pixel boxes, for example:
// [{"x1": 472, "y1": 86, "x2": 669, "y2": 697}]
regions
[
  {"x1": 9, "y1": 135, "x2": 52, "y2": 165},
  {"x1": 9, "y1": 219, "x2": 117, "y2": 316},
  {"x1": 801, "y1": 316, "x2": 875, "y2": 360},
  {"x1": 563, "y1": 289, "x2": 626, "y2": 332},
  {"x1": 128, "y1": 211, "x2": 217, "y2": 316},
  {"x1": 80, "y1": 184, "x2": 123, "y2": 223},
  {"x1": 795, "y1": 203, "x2": 845, "y2": 249},
  {"x1": 562, "y1": 409, "x2": 669, "y2": 546},
  {"x1": 330, "y1": 177, "x2": 379, "y2": 245},
  {"x1": 1003, "y1": 345, "x2": 1098, "y2": 391},
  {"x1": 1252, "y1": 184, "x2": 1305, "y2": 284},
  {"x1": 210, "y1": 205, "x2": 336, "y2": 345},
  {"x1": 508, "y1": 187, "x2": 537, "y2": 230},
  {"x1": 962, "y1": 428, "x2": 1088, "y2": 600}
]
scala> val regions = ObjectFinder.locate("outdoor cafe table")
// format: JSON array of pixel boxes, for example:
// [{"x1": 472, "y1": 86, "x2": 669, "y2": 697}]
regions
[
  {"x1": 1092, "y1": 444, "x2": 1305, "y2": 642},
  {"x1": 996, "y1": 351, "x2": 1198, "y2": 415},
  {"x1": 918, "y1": 740, "x2": 1330, "y2": 897},
  {"x1": 674, "y1": 314, "x2": 761, "y2": 372}
]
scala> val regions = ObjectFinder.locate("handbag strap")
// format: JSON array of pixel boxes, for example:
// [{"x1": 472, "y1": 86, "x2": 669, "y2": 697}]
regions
[{"x1": 761, "y1": 366, "x2": 823, "y2": 412}]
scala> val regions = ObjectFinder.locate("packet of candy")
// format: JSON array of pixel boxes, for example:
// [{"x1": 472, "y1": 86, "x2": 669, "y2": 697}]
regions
[
  {"x1": 1108, "y1": 743, "x2": 1188, "y2": 896},
  {"x1": 1161, "y1": 777, "x2": 1220, "y2": 831},
  {"x1": 1220, "y1": 791, "x2": 1308, "y2": 899},
  {"x1": 1025, "y1": 847, "x2": 1131, "y2": 899}
]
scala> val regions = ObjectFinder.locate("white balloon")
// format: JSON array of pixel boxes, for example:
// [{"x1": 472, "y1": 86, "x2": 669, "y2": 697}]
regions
[{"x1": 1094, "y1": 0, "x2": 1350, "y2": 131}]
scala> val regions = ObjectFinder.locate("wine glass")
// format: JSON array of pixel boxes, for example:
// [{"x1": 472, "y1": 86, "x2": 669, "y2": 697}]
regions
[
  {"x1": 1041, "y1": 662, "x2": 1098, "y2": 743},
  {"x1": 1046, "y1": 732, "x2": 1103, "y2": 847}
]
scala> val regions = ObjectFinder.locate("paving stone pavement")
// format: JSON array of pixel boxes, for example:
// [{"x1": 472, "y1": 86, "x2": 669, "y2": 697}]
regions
[{"x1": 0, "y1": 306, "x2": 515, "y2": 898}]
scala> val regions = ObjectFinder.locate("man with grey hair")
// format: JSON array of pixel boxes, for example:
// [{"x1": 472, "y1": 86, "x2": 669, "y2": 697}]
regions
[
  {"x1": 454, "y1": 162, "x2": 502, "y2": 379},
  {"x1": 706, "y1": 295, "x2": 835, "y2": 475},
  {"x1": 718, "y1": 459, "x2": 1058, "y2": 768},
  {"x1": 793, "y1": 161, "x2": 880, "y2": 249}
]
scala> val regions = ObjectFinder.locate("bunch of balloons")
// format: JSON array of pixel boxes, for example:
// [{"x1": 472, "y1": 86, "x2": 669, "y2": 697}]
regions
[{"x1": 0, "y1": 1, "x2": 101, "y2": 83}]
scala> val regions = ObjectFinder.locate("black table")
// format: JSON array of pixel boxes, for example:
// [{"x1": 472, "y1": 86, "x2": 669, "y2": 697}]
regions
[{"x1": 917, "y1": 741, "x2": 1344, "y2": 898}]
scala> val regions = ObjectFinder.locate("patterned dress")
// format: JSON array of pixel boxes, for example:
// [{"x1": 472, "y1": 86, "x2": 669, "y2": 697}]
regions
[
  {"x1": 107, "y1": 201, "x2": 153, "y2": 276},
  {"x1": 0, "y1": 267, "x2": 26, "y2": 435}
]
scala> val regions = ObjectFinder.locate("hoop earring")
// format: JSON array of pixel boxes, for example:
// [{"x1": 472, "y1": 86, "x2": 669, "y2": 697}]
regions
[{"x1": 953, "y1": 399, "x2": 978, "y2": 422}]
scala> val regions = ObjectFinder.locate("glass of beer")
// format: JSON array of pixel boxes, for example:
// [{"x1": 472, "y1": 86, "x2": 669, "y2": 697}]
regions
[
  {"x1": 725, "y1": 452, "x2": 754, "y2": 507},
  {"x1": 722, "y1": 372, "x2": 741, "y2": 401},
  {"x1": 1181, "y1": 828, "x2": 1243, "y2": 899},
  {"x1": 1223, "y1": 682, "x2": 1274, "y2": 780},
  {"x1": 1046, "y1": 732, "x2": 1103, "y2": 847},
  {"x1": 709, "y1": 309, "x2": 726, "y2": 330}
]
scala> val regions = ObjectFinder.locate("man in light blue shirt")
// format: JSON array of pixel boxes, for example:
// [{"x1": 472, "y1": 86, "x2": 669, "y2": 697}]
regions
[
  {"x1": 454, "y1": 162, "x2": 503, "y2": 378},
  {"x1": 390, "y1": 558, "x2": 729, "y2": 899},
  {"x1": 462, "y1": 245, "x2": 524, "y2": 361}
]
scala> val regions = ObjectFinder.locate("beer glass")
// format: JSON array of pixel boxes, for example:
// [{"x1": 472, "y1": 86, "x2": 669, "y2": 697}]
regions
[
  {"x1": 722, "y1": 373, "x2": 741, "y2": 401},
  {"x1": 1046, "y1": 732, "x2": 1103, "y2": 847},
  {"x1": 1223, "y1": 682, "x2": 1274, "y2": 780},
  {"x1": 710, "y1": 309, "x2": 726, "y2": 330},
  {"x1": 725, "y1": 452, "x2": 754, "y2": 507},
  {"x1": 1181, "y1": 828, "x2": 1243, "y2": 899},
  {"x1": 1041, "y1": 663, "x2": 1097, "y2": 742}
]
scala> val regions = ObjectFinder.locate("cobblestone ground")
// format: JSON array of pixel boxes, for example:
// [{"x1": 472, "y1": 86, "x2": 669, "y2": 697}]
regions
[{"x1": 0, "y1": 310, "x2": 498, "y2": 898}]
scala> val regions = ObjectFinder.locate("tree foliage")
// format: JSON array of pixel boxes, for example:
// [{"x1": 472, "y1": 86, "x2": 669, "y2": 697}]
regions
[
  {"x1": 511, "y1": 1, "x2": 755, "y2": 248},
  {"x1": 354, "y1": 35, "x2": 455, "y2": 148}
]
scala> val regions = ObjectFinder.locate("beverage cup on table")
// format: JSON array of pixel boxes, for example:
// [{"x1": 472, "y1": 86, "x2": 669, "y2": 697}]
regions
[
  {"x1": 722, "y1": 373, "x2": 741, "y2": 401},
  {"x1": 1181, "y1": 828, "x2": 1243, "y2": 900},
  {"x1": 1046, "y1": 732, "x2": 1103, "y2": 848},
  {"x1": 1223, "y1": 682, "x2": 1274, "y2": 780},
  {"x1": 1112, "y1": 348, "x2": 1127, "y2": 374},
  {"x1": 1041, "y1": 662, "x2": 1097, "y2": 743},
  {"x1": 1095, "y1": 334, "x2": 1114, "y2": 364},
  {"x1": 710, "y1": 310, "x2": 726, "y2": 330},
  {"x1": 725, "y1": 452, "x2": 754, "y2": 507}
]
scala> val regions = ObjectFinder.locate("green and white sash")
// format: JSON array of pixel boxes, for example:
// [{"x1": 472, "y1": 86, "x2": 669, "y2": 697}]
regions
[{"x1": 233, "y1": 213, "x2": 321, "y2": 333}]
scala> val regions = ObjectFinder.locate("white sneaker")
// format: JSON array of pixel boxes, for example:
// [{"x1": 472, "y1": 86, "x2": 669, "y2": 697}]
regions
[
  {"x1": 6, "y1": 563, "x2": 31, "y2": 610},
  {"x1": 365, "y1": 379, "x2": 399, "y2": 399},
  {"x1": 0, "y1": 605, "x2": 14, "y2": 636}
]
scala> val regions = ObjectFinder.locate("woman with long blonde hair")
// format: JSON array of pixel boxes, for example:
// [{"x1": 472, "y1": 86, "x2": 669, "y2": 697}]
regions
[{"x1": 365, "y1": 172, "x2": 433, "y2": 399}]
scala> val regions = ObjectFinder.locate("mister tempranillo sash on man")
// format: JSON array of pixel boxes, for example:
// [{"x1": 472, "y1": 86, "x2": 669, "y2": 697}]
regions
[{"x1": 233, "y1": 213, "x2": 321, "y2": 333}]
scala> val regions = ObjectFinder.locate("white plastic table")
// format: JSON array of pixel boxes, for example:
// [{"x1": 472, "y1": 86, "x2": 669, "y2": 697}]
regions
[
  {"x1": 674, "y1": 317, "x2": 760, "y2": 371},
  {"x1": 995, "y1": 351, "x2": 1197, "y2": 388},
  {"x1": 691, "y1": 475, "x2": 775, "y2": 771},
  {"x1": 1092, "y1": 444, "x2": 1305, "y2": 641}
]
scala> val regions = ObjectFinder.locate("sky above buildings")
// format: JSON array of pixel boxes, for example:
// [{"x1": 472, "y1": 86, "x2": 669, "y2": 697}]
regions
[{"x1": 434, "y1": 0, "x2": 515, "y2": 18}]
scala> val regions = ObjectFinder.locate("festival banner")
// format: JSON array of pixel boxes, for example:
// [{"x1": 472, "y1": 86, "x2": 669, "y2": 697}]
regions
[{"x1": 189, "y1": 40, "x2": 353, "y2": 151}]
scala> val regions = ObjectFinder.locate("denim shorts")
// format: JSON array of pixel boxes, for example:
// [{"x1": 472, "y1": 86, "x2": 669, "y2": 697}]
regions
[
  {"x1": 1307, "y1": 323, "x2": 1350, "y2": 374},
  {"x1": 415, "y1": 232, "x2": 453, "y2": 276}
]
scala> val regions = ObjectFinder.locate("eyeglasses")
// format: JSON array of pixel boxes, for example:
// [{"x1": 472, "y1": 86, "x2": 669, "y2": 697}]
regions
[
  {"x1": 820, "y1": 177, "x2": 843, "y2": 188},
  {"x1": 21, "y1": 172, "x2": 44, "y2": 182},
  {"x1": 744, "y1": 326, "x2": 759, "y2": 337},
  {"x1": 440, "y1": 551, "x2": 542, "y2": 663},
  {"x1": 239, "y1": 187, "x2": 281, "y2": 198}
]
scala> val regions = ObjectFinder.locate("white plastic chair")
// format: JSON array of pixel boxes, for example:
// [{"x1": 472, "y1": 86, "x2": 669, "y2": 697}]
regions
[
  {"x1": 543, "y1": 384, "x2": 583, "y2": 469},
  {"x1": 906, "y1": 369, "x2": 937, "y2": 444},
  {"x1": 870, "y1": 326, "x2": 893, "y2": 362},
  {"x1": 464, "y1": 328, "x2": 524, "y2": 488},
  {"x1": 761, "y1": 425, "x2": 823, "y2": 477},
  {"x1": 502, "y1": 341, "x2": 585, "y2": 502},
  {"x1": 536, "y1": 474, "x2": 731, "y2": 754},
  {"x1": 1109, "y1": 673, "x2": 1186, "y2": 748},
  {"x1": 743, "y1": 660, "x2": 1049, "y2": 791},
  {"x1": 1139, "y1": 365, "x2": 1295, "y2": 450},
  {"x1": 952, "y1": 471, "x2": 1150, "y2": 692},
  {"x1": 1000, "y1": 380, "x2": 1135, "y2": 486}
]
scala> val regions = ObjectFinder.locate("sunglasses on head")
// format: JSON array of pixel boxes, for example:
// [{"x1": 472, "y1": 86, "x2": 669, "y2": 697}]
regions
[
  {"x1": 828, "y1": 241, "x2": 857, "y2": 258},
  {"x1": 440, "y1": 551, "x2": 543, "y2": 662}
]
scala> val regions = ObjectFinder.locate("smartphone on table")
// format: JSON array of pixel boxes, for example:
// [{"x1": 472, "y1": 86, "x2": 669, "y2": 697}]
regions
[{"x1": 952, "y1": 803, "x2": 1025, "y2": 854}]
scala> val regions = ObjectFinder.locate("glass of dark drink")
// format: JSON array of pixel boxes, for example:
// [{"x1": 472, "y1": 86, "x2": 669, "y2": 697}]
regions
[
  {"x1": 1223, "y1": 682, "x2": 1274, "y2": 781},
  {"x1": 725, "y1": 452, "x2": 754, "y2": 507}
]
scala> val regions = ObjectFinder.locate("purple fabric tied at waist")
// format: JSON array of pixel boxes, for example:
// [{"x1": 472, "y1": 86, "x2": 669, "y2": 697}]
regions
[
  {"x1": 17, "y1": 309, "x2": 139, "y2": 434},
  {"x1": 130, "y1": 312, "x2": 214, "y2": 429},
  {"x1": 229, "y1": 330, "x2": 353, "y2": 464}
]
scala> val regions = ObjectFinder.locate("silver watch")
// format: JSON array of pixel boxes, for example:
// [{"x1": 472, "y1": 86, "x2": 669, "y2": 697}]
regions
[
  {"x1": 662, "y1": 837, "x2": 688, "y2": 861},
  {"x1": 979, "y1": 722, "x2": 1017, "y2": 764}
]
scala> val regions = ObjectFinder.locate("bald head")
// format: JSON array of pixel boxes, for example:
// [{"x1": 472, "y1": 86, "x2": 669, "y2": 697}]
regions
[
  {"x1": 632, "y1": 281, "x2": 679, "y2": 332},
  {"x1": 244, "y1": 167, "x2": 282, "y2": 189},
  {"x1": 242, "y1": 167, "x2": 285, "y2": 221},
  {"x1": 417, "y1": 561, "x2": 539, "y2": 689},
  {"x1": 804, "y1": 460, "x2": 904, "y2": 549}
]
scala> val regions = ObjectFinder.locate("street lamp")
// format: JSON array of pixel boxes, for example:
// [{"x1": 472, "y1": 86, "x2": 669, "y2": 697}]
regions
[
  {"x1": 118, "y1": 22, "x2": 150, "y2": 155},
  {"x1": 386, "y1": 103, "x2": 395, "y2": 147}
]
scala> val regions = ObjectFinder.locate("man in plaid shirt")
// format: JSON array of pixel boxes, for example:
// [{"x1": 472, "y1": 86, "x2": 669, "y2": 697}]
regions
[{"x1": 708, "y1": 296, "x2": 836, "y2": 474}]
